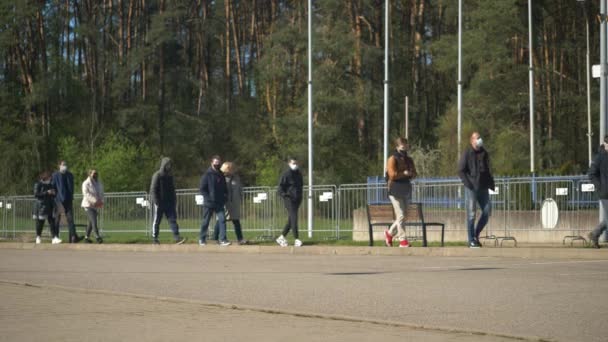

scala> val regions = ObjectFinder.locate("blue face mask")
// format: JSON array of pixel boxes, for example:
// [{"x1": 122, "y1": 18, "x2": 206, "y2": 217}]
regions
[{"x1": 476, "y1": 138, "x2": 483, "y2": 148}]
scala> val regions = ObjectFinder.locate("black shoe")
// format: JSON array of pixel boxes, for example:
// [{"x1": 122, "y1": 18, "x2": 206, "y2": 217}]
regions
[
  {"x1": 71, "y1": 235, "x2": 83, "y2": 243},
  {"x1": 474, "y1": 238, "x2": 483, "y2": 247},
  {"x1": 175, "y1": 237, "x2": 187, "y2": 245},
  {"x1": 469, "y1": 241, "x2": 481, "y2": 249},
  {"x1": 96, "y1": 237, "x2": 103, "y2": 244},
  {"x1": 153, "y1": 238, "x2": 161, "y2": 245},
  {"x1": 588, "y1": 233, "x2": 600, "y2": 249},
  {"x1": 84, "y1": 237, "x2": 93, "y2": 244}
]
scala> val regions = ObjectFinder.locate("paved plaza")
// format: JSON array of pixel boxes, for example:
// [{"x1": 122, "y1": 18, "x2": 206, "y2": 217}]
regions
[{"x1": 0, "y1": 246, "x2": 606, "y2": 341}]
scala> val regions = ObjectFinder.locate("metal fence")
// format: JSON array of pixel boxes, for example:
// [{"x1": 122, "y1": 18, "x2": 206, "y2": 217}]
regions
[{"x1": 0, "y1": 175, "x2": 600, "y2": 243}]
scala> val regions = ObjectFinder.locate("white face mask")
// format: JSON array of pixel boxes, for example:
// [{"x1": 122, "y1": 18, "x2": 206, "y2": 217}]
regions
[
  {"x1": 289, "y1": 163, "x2": 298, "y2": 171},
  {"x1": 476, "y1": 138, "x2": 483, "y2": 148},
  {"x1": 60, "y1": 165, "x2": 68, "y2": 173}
]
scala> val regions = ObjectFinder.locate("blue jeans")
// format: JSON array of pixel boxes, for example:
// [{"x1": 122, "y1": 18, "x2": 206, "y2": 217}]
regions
[
  {"x1": 465, "y1": 188, "x2": 491, "y2": 243},
  {"x1": 591, "y1": 199, "x2": 608, "y2": 241},
  {"x1": 200, "y1": 207, "x2": 227, "y2": 242}
]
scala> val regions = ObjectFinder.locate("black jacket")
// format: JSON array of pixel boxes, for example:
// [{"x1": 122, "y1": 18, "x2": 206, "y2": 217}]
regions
[
  {"x1": 149, "y1": 157, "x2": 177, "y2": 207},
  {"x1": 200, "y1": 167, "x2": 227, "y2": 209},
  {"x1": 278, "y1": 168, "x2": 303, "y2": 204},
  {"x1": 33, "y1": 181, "x2": 56, "y2": 217},
  {"x1": 458, "y1": 146, "x2": 495, "y2": 192},
  {"x1": 589, "y1": 146, "x2": 608, "y2": 199}
]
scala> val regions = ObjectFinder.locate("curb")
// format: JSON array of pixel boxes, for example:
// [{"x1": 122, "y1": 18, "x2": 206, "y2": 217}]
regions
[{"x1": 1, "y1": 242, "x2": 608, "y2": 259}]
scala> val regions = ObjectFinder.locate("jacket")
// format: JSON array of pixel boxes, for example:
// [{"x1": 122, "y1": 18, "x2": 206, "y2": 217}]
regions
[
  {"x1": 386, "y1": 150, "x2": 417, "y2": 196},
  {"x1": 224, "y1": 175, "x2": 243, "y2": 220},
  {"x1": 278, "y1": 168, "x2": 303, "y2": 204},
  {"x1": 33, "y1": 181, "x2": 56, "y2": 218},
  {"x1": 458, "y1": 146, "x2": 495, "y2": 192},
  {"x1": 200, "y1": 167, "x2": 228, "y2": 209},
  {"x1": 51, "y1": 171, "x2": 74, "y2": 203},
  {"x1": 589, "y1": 146, "x2": 608, "y2": 199},
  {"x1": 81, "y1": 177, "x2": 104, "y2": 209},
  {"x1": 149, "y1": 158, "x2": 177, "y2": 207}
]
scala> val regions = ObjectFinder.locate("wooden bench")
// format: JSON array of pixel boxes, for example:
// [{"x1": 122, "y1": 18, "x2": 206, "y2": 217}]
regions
[{"x1": 366, "y1": 202, "x2": 445, "y2": 247}]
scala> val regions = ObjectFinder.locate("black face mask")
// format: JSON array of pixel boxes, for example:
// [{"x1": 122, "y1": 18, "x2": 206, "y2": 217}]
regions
[{"x1": 213, "y1": 164, "x2": 221, "y2": 171}]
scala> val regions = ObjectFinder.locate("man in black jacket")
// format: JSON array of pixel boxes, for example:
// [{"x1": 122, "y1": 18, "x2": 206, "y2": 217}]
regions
[
  {"x1": 198, "y1": 155, "x2": 230, "y2": 246},
  {"x1": 51, "y1": 160, "x2": 82, "y2": 243},
  {"x1": 149, "y1": 157, "x2": 186, "y2": 245},
  {"x1": 276, "y1": 158, "x2": 304, "y2": 247},
  {"x1": 458, "y1": 132, "x2": 495, "y2": 248},
  {"x1": 588, "y1": 136, "x2": 608, "y2": 248}
]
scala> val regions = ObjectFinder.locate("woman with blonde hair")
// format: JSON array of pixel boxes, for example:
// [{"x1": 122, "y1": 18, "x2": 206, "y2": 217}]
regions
[
  {"x1": 81, "y1": 169, "x2": 104, "y2": 243},
  {"x1": 213, "y1": 161, "x2": 247, "y2": 244}
]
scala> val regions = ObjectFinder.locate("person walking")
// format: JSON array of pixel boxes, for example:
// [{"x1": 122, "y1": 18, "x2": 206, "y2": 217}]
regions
[
  {"x1": 149, "y1": 157, "x2": 186, "y2": 245},
  {"x1": 588, "y1": 136, "x2": 608, "y2": 248},
  {"x1": 81, "y1": 169, "x2": 104, "y2": 243},
  {"x1": 458, "y1": 132, "x2": 495, "y2": 248},
  {"x1": 199, "y1": 156, "x2": 230, "y2": 246},
  {"x1": 276, "y1": 158, "x2": 303, "y2": 247},
  {"x1": 384, "y1": 137, "x2": 417, "y2": 248},
  {"x1": 212, "y1": 162, "x2": 247, "y2": 245},
  {"x1": 52, "y1": 160, "x2": 83, "y2": 243},
  {"x1": 33, "y1": 171, "x2": 61, "y2": 244}
]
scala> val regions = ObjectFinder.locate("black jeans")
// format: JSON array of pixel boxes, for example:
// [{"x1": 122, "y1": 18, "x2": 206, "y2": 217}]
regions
[
  {"x1": 36, "y1": 216, "x2": 57, "y2": 237},
  {"x1": 85, "y1": 208, "x2": 100, "y2": 238},
  {"x1": 281, "y1": 200, "x2": 301, "y2": 239},
  {"x1": 152, "y1": 205, "x2": 181, "y2": 240},
  {"x1": 57, "y1": 201, "x2": 78, "y2": 239},
  {"x1": 214, "y1": 219, "x2": 243, "y2": 241}
]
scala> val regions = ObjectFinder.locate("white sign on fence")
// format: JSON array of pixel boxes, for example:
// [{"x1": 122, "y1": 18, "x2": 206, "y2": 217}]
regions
[
  {"x1": 6, "y1": 203, "x2": 11, "y2": 209},
  {"x1": 136, "y1": 197, "x2": 144, "y2": 204},
  {"x1": 322, "y1": 192, "x2": 333, "y2": 199},
  {"x1": 253, "y1": 197, "x2": 262, "y2": 204},
  {"x1": 141, "y1": 200, "x2": 149, "y2": 208},
  {"x1": 195, "y1": 195, "x2": 204, "y2": 205},
  {"x1": 555, "y1": 188, "x2": 568, "y2": 196},
  {"x1": 0, "y1": 202, "x2": 3, "y2": 208},
  {"x1": 489, "y1": 187, "x2": 499, "y2": 195},
  {"x1": 582, "y1": 184, "x2": 595, "y2": 192},
  {"x1": 258, "y1": 193, "x2": 268, "y2": 200}
]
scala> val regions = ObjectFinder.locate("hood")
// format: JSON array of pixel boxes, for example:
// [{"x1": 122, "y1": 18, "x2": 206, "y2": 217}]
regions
[{"x1": 159, "y1": 157, "x2": 172, "y2": 175}]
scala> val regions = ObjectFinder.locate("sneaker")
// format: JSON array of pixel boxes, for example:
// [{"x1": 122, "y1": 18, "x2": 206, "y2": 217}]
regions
[
  {"x1": 469, "y1": 241, "x2": 480, "y2": 249},
  {"x1": 51, "y1": 237, "x2": 62, "y2": 244},
  {"x1": 474, "y1": 238, "x2": 483, "y2": 247},
  {"x1": 384, "y1": 229, "x2": 393, "y2": 247},
  {"x1": 152, "y1": 238, "x2": 160, "y2": 245},
  {"x1": 84, "y1": 237, "x2": 92, "y2": 243},
  {"x1": 276, "y1": 236, "x2": 288, "y2": 247},
  {"x1": 35, "y1": 236, "x2": 41, "y2": 244},
  {"x1": 70, "y1": 235, "x2": 84, "y2": 243},
  {"x1": 96, "y1": 237, "x2": 103, "y2": 244},
  {"x1": 219, "y1": 241, "x2": 231, "y2": 247},
  {"x1": 175, "y1": 237, "x2": 187, "y2": 245},
  {"x1": 294, "y1": 239, "x2": 303, "y2": 247},
  {"x1": 589, "y1": 233, "x2": 600, "y2": 249},
  {"x1": 237, "y1": 239, "x2": 248, "y2": 245},
  {"x1": 399, "y1": 239, "x2": 410, "y2": 248},
  {"x1": 198, "y1": 240, "x2": 206, "y2": 246}
]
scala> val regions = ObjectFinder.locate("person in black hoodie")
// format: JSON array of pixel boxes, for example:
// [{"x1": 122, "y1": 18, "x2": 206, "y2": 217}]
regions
[
  {"x1": 588, "y1": 136, "x2": 608, "y2": 248},
  {"x1": 276, "y1": 158, "x2": 304, "y2": 247},
  {"x1": 149, "y1": 157, "x2": 186, "y2": 245},
  {"x1": 198, "y1": 156, "x2": 230, "y2": 246},
  {"x1": 458, "y1": 132, "x2": 495, "y2": 248},
  {"x1": 33, "y1": 171, "x2": 61, "y2": 244}
]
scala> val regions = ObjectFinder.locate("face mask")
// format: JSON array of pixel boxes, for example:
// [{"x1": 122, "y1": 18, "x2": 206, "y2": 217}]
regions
[
  {"x1": 42, "y1": 179, "x2": 51, "y2": 184},
  {"x1": 398, "y1": 146, "x2": 407, "y2": 153},
  {"x1": 476, "y1": 138, "x2": 483, "y2": 148},
  {"x1": 213, "y1": 164, "x2": 221, "y2": 170},
  {"x1": 60, "y1": 165, "x2": 68, "y2": 173},
  {"x1": 289, "y1": 164, "x2": 298, "y2": 171},
  {"x1": 92, "y1": 174, "x2": 98, "y2": 181}
]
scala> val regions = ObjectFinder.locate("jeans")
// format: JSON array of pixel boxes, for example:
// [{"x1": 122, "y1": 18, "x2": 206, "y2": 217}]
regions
[
  {"x1": 214, "y1": 219, "x2": 243, "y2": 241},
  {"x1": 281, "y1": 200, "x2": 301, "y2": 239},
  {"x1": 85, "y1": 208, "x2": 100, "y2": 238},
  {"x1": 388, "y1": 195, "x2": 409, "y2": 241},
  {"x1": 56, "y1": 201, "x2": 78, "y2": 239},
  {"x1": 591, "y1": 199, "x2": 608, "y2": 241},
  {"x1": 152, "y1": 205, "x2": 181, "y2": 240},
  {"x1": 465, "y1": 187, "x2": 492, "y2": 243},
  {"x1": 200, "y1": 207, "x2": 226, "y2": 242}
]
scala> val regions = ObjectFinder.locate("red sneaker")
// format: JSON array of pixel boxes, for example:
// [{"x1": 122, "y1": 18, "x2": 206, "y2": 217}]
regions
[
  {"x1": 399, "y1": 239, "x2": 410, "y2": 248},
  {"x1": 384, "y1": 229, "x2": 393, "y2": 247}
]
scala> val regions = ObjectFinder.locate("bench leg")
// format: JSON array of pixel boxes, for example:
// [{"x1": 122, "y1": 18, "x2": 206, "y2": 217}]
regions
[
  {"x1": 368, "y1": 224, "x2": 374, "y2": 247},
  {"x1": 441, "y1": 225, "x2": 445, "y2": 247},
  {"x1": 422, "y1": 225, "x2": 427, "y2": 247}
]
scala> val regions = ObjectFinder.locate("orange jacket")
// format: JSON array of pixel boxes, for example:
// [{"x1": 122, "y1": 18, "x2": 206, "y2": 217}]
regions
[{"x1": 386, "y1": 152, "x2": 417, "y2": 186}]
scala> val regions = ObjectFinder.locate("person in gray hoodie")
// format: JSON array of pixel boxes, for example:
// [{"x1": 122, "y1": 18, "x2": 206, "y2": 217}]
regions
[{"x1": 149, "y1": 157, "x2": 186, "y2": 245}]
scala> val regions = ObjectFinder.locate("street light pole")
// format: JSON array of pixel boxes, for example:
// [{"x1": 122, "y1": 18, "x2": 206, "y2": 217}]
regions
[
  {"x1": 457, "y1": 0, "x2": 463, "y2": 162},
  {"x1": 383, "y1": 0, "x2": 390, "y2": 175},
  {"x1": 307, "y1": 0, "x2": 313, "y2": 238},
  {"x1": 577, "y1": 0, "x2": 593, "y2": 166},
  {"x1": 529, "y1": 0, "x2": 535, "y2": 175}
]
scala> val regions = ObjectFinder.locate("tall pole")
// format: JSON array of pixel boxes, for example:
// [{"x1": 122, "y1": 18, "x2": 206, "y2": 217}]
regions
[
  {"x1": 307, "y1": 0, "x2": 313, "y2": 238},
  {"x1": 601, "y1": 0, "x2": 607, "y2": 145},
  {"x1": 528, "y1": 0, "x2": 535, "y2": 175},
  {"x1": 405, "y1": 96, "x2": 409, "y2": 140},
  {"x1": 383, "y1": 0, "x2": 389, "y2": 174},
  {"x1": 457, "y1": 0, "x2": 463, "y2": 161},
  {"x1": 585, "y1": 4, "x2": 592, "y2": 166}
]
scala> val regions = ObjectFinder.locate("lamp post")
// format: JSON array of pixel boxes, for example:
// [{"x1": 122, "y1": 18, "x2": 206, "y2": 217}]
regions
[{"x1": 578, "y1": 0, "x2": 593, "y2": 166}]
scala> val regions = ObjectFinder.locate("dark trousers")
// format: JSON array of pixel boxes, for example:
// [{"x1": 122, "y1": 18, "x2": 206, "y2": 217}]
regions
[
  {"x1": 35, "y1": 216, "x2": 57, "y2": 237},
  {"x1": 57, "y1": 201, "x2": 79, "y2": 240},
  {"x1": 152, "y1": 205, "x2": 181, "y2": 240},
  {"x1": 200, "y1": 207, "x2": 226, "y2": 242},
  {"x1": 85, "y1": 208, "x2": 100, "y2": 238},
  {"x1": 214, "y1": 219, "x2": 243, "y2": 241},
  {"x1": 281, "y1": 200, "x2": 301, "y2": 239},
  {"x1": 465, "y1": 188, "x2": 492, "y2": 243}
]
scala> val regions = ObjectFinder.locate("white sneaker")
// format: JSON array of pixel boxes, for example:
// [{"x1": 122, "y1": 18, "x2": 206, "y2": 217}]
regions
[
  {"x1": 35, "y1": 236, "x2": 41, "y2": 244},
  {"x1": 51, "y1": 237, "x2": 62, "y2": 244},
  {"x1": 219, "y1": 241, "x2": 231, "y2": 247},
  {"x1": 276, "y1": 236, "x2": 288, "y2": 247},
  {"x1": 294, "y1": 239, "x2": 303, "y2": 247},
  {"x1": 198, "y1": 240, "x2": 206, "y2": 246}
]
